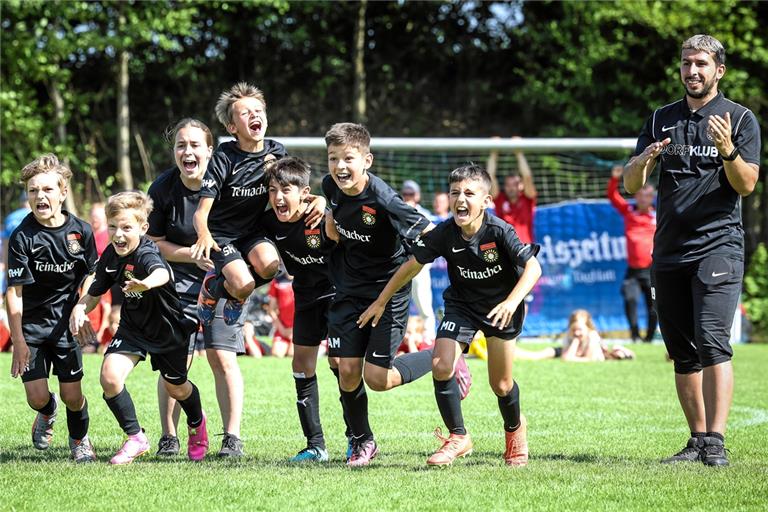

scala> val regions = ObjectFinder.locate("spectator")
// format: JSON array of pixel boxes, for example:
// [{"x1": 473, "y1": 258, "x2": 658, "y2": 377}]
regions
[
  {"x1": 431, "y1": 191, "x2": 451, "y2": 223},
  {"x1": 607, "y1": 165, "x2": 658, "y2": 342},
  {"x1": 487, "y1": 141, "x2": 537, "y2": 243},
  {"x1": 268, "y1": 274, "x2": 295, "y2": 358},
  {"x1": 2, "y1": 194, "x2": 31, "y2": 292},
  {"x1": 89, "y1": 202, "x2": 110, "y2": 256}
]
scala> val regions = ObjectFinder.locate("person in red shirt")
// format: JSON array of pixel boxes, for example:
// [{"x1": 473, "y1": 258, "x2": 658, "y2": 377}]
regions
[
  {"x1": 607, "y1": 165, "x2": 657, "y2": 342},
  {"x1": 268, "y1": 274, "x2": 295, "y2": 358},
  {"x1": 487, "y1": 144, "x2": 537, "y2": 243}
]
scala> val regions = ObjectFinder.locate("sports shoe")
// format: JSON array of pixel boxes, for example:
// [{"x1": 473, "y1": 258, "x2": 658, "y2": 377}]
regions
[
  {"x1": 110, "y1": 430, "x2": 150, "y2": 465},
  {"x1": 454, "y1": 355, "x2": 472, "y2": 400},
  {"x1": 156, "y1": 434, "x2": 180, "y2": 456},
  {"x1": 290, "y1": 446, "x2": 329, "y2": 463},
  {"x1": 504, "y1": 414, "x2": 529, "y2": 467},
  {"x1": 701, "y1": 436, "x2": 729, "y2": 467},
  {"x1": 31, "y1": 393, "x2": 58, "y2": 450},
  {"x1": 426, "y1": 427, "x2": 473, "y2": 466},
  {"x1": 660, "y1": 437, "x2": 702, "y2": 464},
  {"x1": 218, "y1": 432, "x2": 244, "y2": 457},
  {"x1": 69, "y1": 435, "x2": 96, "y2": 463},
  {"x1": 197, "y1": 270, "x2": 219, "y2": 326},
  {"x1": 345, "y1": 437, "x2": 354, "y2": 461},
  {"x1": 347, "y1": 437, "x2": 378, "y2": 467},
  {"x1": 222, "y1": 297, "x2": 247, "y2": 325},
  {"x1": 187, "y1": 413, "x2": 209, "y2": 461}
]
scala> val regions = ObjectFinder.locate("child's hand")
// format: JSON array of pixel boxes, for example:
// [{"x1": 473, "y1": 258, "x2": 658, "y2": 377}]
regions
[
  {"x1": 305, "y1": 196, "x2": 327, "y2": 228},
  {"x1": 195, "y1": 256, "x2": 215, "y2": 272},
  {"x1": 487, "y1": 299, "x2": 519, "y2": 329},
  {"x1": 10, "y1": 338, "x2": 30, "y2": 378},
  {"x1": 69, "y1": 304, "x2": 88, "y2": 336},
  {"x1": 357, "y1": 300, "x2": 386, "y2": 328},
  {"x1": 191, "y1": 232, "x2": 220, "y2": 261},
  {"x1": 123, "y1": 279, "x2": 149, "y2": 294},
  {"x1": 75, "y1": 320, "x2": 97, "y2": 348}
]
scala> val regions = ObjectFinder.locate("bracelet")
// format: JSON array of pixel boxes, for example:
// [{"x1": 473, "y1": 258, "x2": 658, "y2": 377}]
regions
[{"x1": 721, "y1": 147, "x2": 740, "y2": 161}]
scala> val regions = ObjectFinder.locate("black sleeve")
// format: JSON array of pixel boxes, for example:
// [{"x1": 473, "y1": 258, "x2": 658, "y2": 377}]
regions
[
  {"x1": 632, "y1": 112, "x2": 657, "y2": 157},
  {"x1": 138, "y1": 245, "x2": 168, "y2": 276},
  {"x1": 147, "y1": 179, "x2": 168, "y2": 238},
  {"x1": 6, "y1": 231, "x2": 34, "y2": 286},
  {"x1": 383, "y1": 193, "x2": 431, "y2": 242},
  {"x1": 500, "y1": 224, "x2": 540, "y2": 266},
  {"x1": 732, "y1": 109, "x2": 761, "y2": 165},
  {"x1": 411, "y1": 223, "x2": 445, "y2": 265},
  {"x1": 317, "y1": 218, "x2": 337, "y2": 253},
  {"x1": 87, "y1": 252, "x2": 115, "y2": 297},
  {"x1": 82, "y1": 224, "x2": 98, "y2": 273},
  {"x1": 199, "y1": 150, "x2": 229, "y2": 200}
]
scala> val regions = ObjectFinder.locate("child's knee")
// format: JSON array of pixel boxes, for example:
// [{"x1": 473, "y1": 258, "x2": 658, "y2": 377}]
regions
[
  {"x1": 257, "y1": 260, "x2": 279, "y2": 280},
  {"x1": 431, "y1": 357, "x2": 455, "y2": 381},
  {"x1": 490, "y1": 378, "x2": 515, "y2": 397}
]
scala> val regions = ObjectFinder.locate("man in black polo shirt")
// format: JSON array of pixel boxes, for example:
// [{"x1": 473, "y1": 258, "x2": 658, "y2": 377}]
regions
[{"x1": 624, "y1": 34, "x2": 761, "y2": 467}]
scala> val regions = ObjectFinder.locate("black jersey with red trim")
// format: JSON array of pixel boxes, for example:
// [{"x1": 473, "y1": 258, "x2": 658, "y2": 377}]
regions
[
  {"x1": 199, "y1": 140, "x2": 287, "y2": 242},
  {"x1": 260, "y1": 210, "x2": 334, "y2": 310},
  {"x1": 88, "y1": 237, "x2": 194, "y2": 352},
  {"x1": 411, "y1": 213, "x2": 539, "y2": 316},
  {"x1": 633, "y1": 92, "x2": 761, "y2": 269},
  {"x1": 322, "y1": 173, "x2": 430, "y2": 299},
  {"x1": 6, "y1": 212, "x2": 97, "y2": 347}
]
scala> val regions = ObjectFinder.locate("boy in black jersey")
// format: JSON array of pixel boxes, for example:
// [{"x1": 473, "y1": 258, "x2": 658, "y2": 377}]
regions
[
  {"x1": 360, "y1": 165, "x2": 541, "y2": 467},
  {"x1": 322, "y1": 123, "x2": 472, "y2": 467},
  {"x1": 70, "y1": 192, "x2": 208, "y2": 464},
  {"x1": 191, "y1": 82, "x2": 324, "y2": 326},
  {"x1": 7, "y1": 154, "x2": 97, "y2": 463},
  {"x1": 262, "y1": 156, "x2": 345, "y2": 462}
]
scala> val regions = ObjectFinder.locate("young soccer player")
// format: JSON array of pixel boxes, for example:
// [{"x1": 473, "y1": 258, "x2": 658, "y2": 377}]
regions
[
  {"x1": 323, "y1": 123, "x2": 471, "y2": 467},
  {"x1": 191, "y1": 82, "x2": 324, "y2": 325},
  {"x1": 147, "y1": 118, "x2": 247, "y2": 457},
  {"x1": 359, "y1": 164, "x2": 541, "y2": 467},
  {"x1": 70, "y1": 191, "x2": 208, "y2": 464},
  {"x1": 6, "y1": 154, "x2": 97, "y2": 463}
]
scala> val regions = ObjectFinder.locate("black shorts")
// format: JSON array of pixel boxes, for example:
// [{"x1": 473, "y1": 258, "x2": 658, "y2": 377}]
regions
[
  {"x1": 436, "y1": 301, "x2": 523, "y2": 351},
  {"x1": 180, "y1": 294, "x2": 243, "y2": 354},
  {"x1": 652, "y1": 255, "x2": 743, "y2": 373},
  {"x1": 22, "y1": 343, "x2": 84, "y2": 383},
  {"x1": 293, "y1": 294, "x2": 334, "y2": 347},
  {"x1": 105, "y1": 329, "x2": 190, "y2": 384},
  {"x1": 211, "y1": 231, "x2": 274, "y2": 275},
  {"x1": 327, "y1": 291, "x2": 409, "y2": 369}
]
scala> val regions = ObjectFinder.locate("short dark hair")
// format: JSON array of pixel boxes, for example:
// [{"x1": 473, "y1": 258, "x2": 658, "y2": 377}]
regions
[
  {"x1": 325, "y1": 123, "x2": 371, "y2": 153},
  {"x1": 266, "y1": 156, "x2": 311, "y2": 189},
  {"x1": 448, "y1": 164, "x2": 492, "y2": 192},
  {"x1": 682, "y1": 34, "x2": 725, "y2": 66}
]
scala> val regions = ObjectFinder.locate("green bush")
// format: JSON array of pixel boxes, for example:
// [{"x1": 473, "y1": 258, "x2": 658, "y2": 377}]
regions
[{"x1": 743, "y1": 243, "x2": 768, "y2": 343}]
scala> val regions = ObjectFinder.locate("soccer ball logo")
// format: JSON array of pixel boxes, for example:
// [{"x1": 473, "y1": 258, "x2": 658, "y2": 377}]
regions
[
  {"x1": 362, "y1": 205, "x2": 376, "y2": 226},
  {"x1": 66, "y1": 232, "x2": 83, "y2": 255}
]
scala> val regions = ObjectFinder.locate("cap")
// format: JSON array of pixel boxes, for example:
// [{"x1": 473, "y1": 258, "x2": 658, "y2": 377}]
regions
[{"x1": 401, "y1": 180, "x2": 420, "y2": 195}]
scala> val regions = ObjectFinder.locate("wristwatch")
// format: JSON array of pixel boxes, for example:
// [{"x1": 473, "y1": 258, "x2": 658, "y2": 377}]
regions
[{"x1": 721, "y1": 146, "x2": 740, "y2": 161}]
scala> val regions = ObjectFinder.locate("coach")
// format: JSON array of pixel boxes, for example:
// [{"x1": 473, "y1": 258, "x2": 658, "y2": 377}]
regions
[{"x1": 624, "y1": 34, "x2": 761, "y2": 467}]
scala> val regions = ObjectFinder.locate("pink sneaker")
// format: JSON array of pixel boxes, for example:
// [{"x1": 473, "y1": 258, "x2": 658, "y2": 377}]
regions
[
  {"x1": 347, "y1": 437, "x2": 378, "y2": 468},
  {"x1": 454, "y1": 355, "x2": 472, "y2": 400},
  {"x1": 110, "y1": 430, "x2": 149, "y2": 465},
  {"x1": 188, "y1": 413, "x2": 209, "y2": 461}
]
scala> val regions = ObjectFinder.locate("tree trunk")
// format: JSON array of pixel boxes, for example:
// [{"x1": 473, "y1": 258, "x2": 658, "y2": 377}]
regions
[
  {"x1": 352, "y1": 0, "x2": 367, "y2": 123},
  {"x1": 48, "y1": 77, "x2": 78, "y2": 215},
  {"x1": 116, "y1": 43, "x2": 133, "y2": 190}
]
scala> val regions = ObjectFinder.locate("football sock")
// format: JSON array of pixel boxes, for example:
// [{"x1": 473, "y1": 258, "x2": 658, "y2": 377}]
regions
[
  {"x1": 393, "y1": 349, "x2": 433, "y2": 385},
  {"x1": 34, "y1": 392, "x2": 56, "y2": 416},
  {"x1": 339, "y1": 379, "x2": 372, "y2": 440},
  {"x1": 330, "y1": 367, "x2": 352, "y2": 438},
  {"x1": 209, "y1": 274, "x2": 237, "y2": 301},
  {"x1": 104, "y1": 387, "x2": 141, "y2": 436},
  {"x1": 497, "y1": 381, "x2": 521, "y2": 432},
  {"x1": 178, "y1": 382, "x2": 204, "y2": 428},
  {"x1": 66, "y1": 398, "x2": 89, "y2": 441},
  {"x1": 434, "y1": 378, "x2": 466, "y2": 435},
  {"x1": 691, "y1": 431, "x2": 706, "y2": 439},
  {"x1": 706, "y1": 432, "x2": 725, "y2": 442},
  {"x1": 295, "y1": 375, "x2": 325, "y2": 449}
]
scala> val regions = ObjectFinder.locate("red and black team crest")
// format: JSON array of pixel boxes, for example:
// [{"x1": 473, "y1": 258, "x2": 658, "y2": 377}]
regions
[
  {"x1": 480, "y1": 242, "x2": 499, "y2": 263},
  {"x1": 305, "y1": 229, "x2": 321, "y2": 249},
  {"x1": 361, "y1": 205, "x2": 376, "y2": 226},
  {"x1": 123, "y1": 264, "x2": 135, "y2": 282},
  {"x1": 66, "y1": 232, "x2": 84, "y2": 255}
]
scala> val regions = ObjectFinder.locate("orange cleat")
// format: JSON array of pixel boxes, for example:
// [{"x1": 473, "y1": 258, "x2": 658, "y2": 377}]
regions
[
  {"x1": 426, "y1": 427, "x2": 473, "y2": 466},
  {"x1": 504, "y1": 414, "x2": 528, "y2": 467}
]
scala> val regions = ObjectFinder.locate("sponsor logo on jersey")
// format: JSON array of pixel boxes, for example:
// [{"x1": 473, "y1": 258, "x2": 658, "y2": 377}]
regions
[
  {"x1": 457, "y1": 264, "x2": 502, "y2": 280},
  {"x1": 480, "y1": 241, "x2": 499, "y2": 263},
  {"x1": 335, "y1": 222, "x2": 371, "y2": 243},
  {"x1": 8, "y1": 267, "x2": 23, "y2": 278},
  {"x1": 661, "y1": 144, "x2": 719, "y2": 158},
  {"x1": 66, "y1": 232, "x2": 84, "y2": 255},
  {"x1": 305, "y1": 229, "x2": 321, "y2": 249},
  {"x1": 361, "y1": 205, "x2": 376, "y2": 226},
  {"x1": 34, "y1": 260, "x2": 76, "y2": 273},
  {"x1": 202, "y1": 179, "x2": 216, "y2": 189},
  {"x1": 285, "y1": 249, "x2": 324, "y2": 266},
  {"x1": 231, "y1": 183, "x2": 267, "y2": 197}
]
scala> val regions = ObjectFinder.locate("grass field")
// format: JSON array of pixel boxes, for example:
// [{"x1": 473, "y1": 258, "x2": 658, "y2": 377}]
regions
[{"x1": 1, "y1": 343, "x2": 766, "y2": 511}]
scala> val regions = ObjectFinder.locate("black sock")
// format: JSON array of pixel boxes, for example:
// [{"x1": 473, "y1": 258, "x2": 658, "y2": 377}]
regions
[
  {"x1": 393, "y1": 349, "x2": 433, "y2": 385},
  {"x1": 434, "y1": 378, "x2": 466, "y2": 435},
  {"x1": 295, "y1": 375, "x2": 325, "y2": 449},
  {"x1": 104, "y1": 388, "x2": 141, "y2": 436},
  {"x1": 706, "y1": 431, "x2": 725, "y2": 442},
  {"x1": 691, "y1": 431, "x2": 706, "y2": 439},
  {"x1": 497, "y1": 381, "x2": 521, "y2": 432},
  {"x1": 207, "y1": 273, "x2": 237, "y2": 301},
  {"x1": 34, "y1": 392, "x2": 57, "y2": 416},
  {"x1": 339, "y1": 379, "x2": 372, "y2": 440},
  {"x1": 178, "y1": 382, "x2": 203, "y2": 427},
  {"x1": 66, "y1": 398, "x2": 89, "y2": 440},
  {"x1": 331, "y1": 367, "x2": 352, "y2": 438}
]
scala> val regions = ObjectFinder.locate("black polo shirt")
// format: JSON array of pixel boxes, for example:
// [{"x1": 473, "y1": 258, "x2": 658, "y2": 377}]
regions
[{"x1": 633, "y1": 91, "x2": 761, "y2": 269}]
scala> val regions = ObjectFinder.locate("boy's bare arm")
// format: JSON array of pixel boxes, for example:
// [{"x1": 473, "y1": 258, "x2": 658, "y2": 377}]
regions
[{"x1": 191, "y1": 197, "x2": 219, "y2": 260}]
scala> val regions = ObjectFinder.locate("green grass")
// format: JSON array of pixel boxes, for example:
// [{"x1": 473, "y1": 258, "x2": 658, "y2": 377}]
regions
[{"x1": 1, "y1": 344, "x2": 767, "y2": 511}]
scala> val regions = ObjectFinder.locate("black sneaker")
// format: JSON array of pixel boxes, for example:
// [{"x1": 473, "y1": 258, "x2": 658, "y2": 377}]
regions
[
  {"x1": 218, "y1": 432, "x2": 244, "y2": 457},
  {"x1": 660, "y1": 437, "x2": 702, "y2": 463},
  {"x1": 701, "y1": 436, "x2": 729, "y2": 467},
  {"x1": 156, "y1": 434, "x2": 180, "y2": 456}
]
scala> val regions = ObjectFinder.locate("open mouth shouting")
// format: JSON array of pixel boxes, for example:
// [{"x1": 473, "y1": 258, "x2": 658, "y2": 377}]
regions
[
  {"x1": 112, "y1": 239, "x2": 129, "y2": 253},
  {"x1": 334, "y1": 171, "x2": 352, "y2": 186},
  {"x1": 182, "y1": 157, "x2": 199, "y2": 175},
  {"x1": 455, "y1": 205, "x2": 470, "y2": 222},
  {"x1": 35, "y1": 201, "x2": 51, "y2": 215},
  {"x1": 274, "y1": 201, "x2": 290, "y2": 218}
]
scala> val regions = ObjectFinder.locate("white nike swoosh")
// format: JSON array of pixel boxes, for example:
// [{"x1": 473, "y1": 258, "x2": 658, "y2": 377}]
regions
[
  {"x1": 661, "y1": 125, "x2": 676, "y2": 132},
  {"x1": 330, "y1": 201, "x2": 338, "y2": 207},
  {"x1": 70, "y1": 368, "x2": 83, "y2": 375},
  {"x1": 106, "y1": 267, "x2": 117, "y2": 273},
  {"x1": 451, "y1": 247, "x2": 466, "y2": 253},
  {"x1": 371, "y1": 351, "x2": 388, "y2": 358},
  {"x1": 275, "y1": 235, "x2": 288, "y2": 240},
  {"x1": 56, "y1": 354, "x2": 68, "y2": 360},
  {"x1": 31, "y1": 246, "x2": 44, "y2": 253},
  {"x1": 163, "y1": 373, "x2": 182, "y2": 380},
  {"x1": 711, "y1": 271, "x2": 729, "y2": 277}
]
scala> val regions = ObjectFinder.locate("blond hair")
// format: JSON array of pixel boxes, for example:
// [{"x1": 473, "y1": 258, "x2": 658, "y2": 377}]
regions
[
  {"x1": 324, "y1": 123, "x2": 371, "y2": 153},
  {"x1": 568, "y1": 309, "x2": 596, "y2": 332},
  {"x1": 20, "y1": 153, "x2": 72, "y2": 190},
  {"x1": 215, "y1": 82, "x2": 266, "y2": 127},
  {"x1": 106, "y1": 191, "x2": 153, "y2": 224}
]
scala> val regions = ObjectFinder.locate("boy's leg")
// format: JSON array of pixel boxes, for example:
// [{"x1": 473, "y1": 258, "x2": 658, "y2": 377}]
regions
[
  {"x1": 487, "y1": 336, "x2": 527, "y2": 466},
  {"x1": 156, "y1": 348, "x2": 194, "y2": 455},
  {"x1": 101, "y1": 352, "x2": 142, "y2": 435},
  {"x1": 22, "y1": 344, "x2": 58, "y2": 450},
  {"x1": 290, "y1": 344, "x2": 328, "y2": 461},
  {"x1": 245, "y1": 238, "x2": 280, "y2": 286}
]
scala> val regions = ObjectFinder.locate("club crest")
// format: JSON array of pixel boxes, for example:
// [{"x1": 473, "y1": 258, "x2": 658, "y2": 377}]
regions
[
  {"x1": 305, "y1": 229, "x2": 321, "y2": 249},
  {"x1": 66, "y1": 232, "x2": 84, "y2": 255},
  {"x1": 362, "y1": 205, "x2": 376, "y2": 226},
  {"x1": 480, "y1": 241, "x2": 499, "y2": 263}
]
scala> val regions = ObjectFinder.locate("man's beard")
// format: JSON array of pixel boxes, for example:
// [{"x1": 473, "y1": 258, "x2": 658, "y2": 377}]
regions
[{"x1": 685, "y1": 76, "x2": 717, "y2": 99}]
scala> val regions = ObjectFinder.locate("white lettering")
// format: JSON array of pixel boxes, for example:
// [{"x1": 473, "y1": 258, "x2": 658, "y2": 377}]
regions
[
  {"x1": 231, "y1": 184, "x2": 267, "y2": 198},
  {"x1": 539, "y1": 232, "x2": 626, "y2": 269},
  {"x1": 8, "y1": 268, "x2": 23, "y2": 278},
  {"x1": 328, "y1": 337, "x2": 340, "y2": 349},
  {"x1": 456, "y1": 264, "x2": 502, "y2": 280},
  {"x1": 284, "y1": 250, "x2": 324, "y2": 266},
  {"x1": 439, "y1": 320, "x2": 456, "y2": 332},
  {"x1": 34, "y1": 260, "x2": 76, "y2": 273},
  {"x1": 335, "y1": 222, "x2": 372, "y2": 243},
  {"x1": 202, "y1": 179, "x2": 215, "y2": 189}
]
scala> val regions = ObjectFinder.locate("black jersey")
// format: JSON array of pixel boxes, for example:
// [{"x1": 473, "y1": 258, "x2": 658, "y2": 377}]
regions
[
  {"x1": 322, "y1": 173, "x2": 430, "y2": 299},
  {"x1": 634, "y1": 92, "x2": 761, "y2": 269},
  {"x1": 411, "y1": 214, "x2": 539, "y2": 316},
  {"x1": 147, "y1": 167, "x2": 204, "y2": 299},
  {"x1": 6, "y1": 212, "x2": 97, "y2": 347},
  {"x1": 261, "y1": 210, "x2": 334, "y2": 309},
  {"x1": 199, "y1": 140, "x2": 287, "y2": 242},
  {"x1": 88, "y1": 237, "x2": 194, "y2": 353}
]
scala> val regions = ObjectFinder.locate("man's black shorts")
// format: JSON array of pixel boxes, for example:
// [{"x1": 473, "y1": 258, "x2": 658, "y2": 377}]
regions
[
  {"x1": 436, "y1": 300, "x2": 523, "y2": 352},
  {"x1": 327, "y1": 291, "x2": 409, "y2": 369},
  {"x1": 105, "y1": 328, "x2": 190, "y2": 384},
  {"x1": 22, "y1": 343, "x2": 84, "y2": 383},
  {"x1": 293, "y1": 294, "x2": 334, "y2": 347},
  {"x1": 652, "y1": 255, "x2": 742, "y2": 373}
]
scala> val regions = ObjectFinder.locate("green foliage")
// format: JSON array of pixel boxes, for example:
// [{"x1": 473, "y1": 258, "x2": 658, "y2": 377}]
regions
[{"x1": 744, "y1": 243, "x2": 768, "y2": 342}]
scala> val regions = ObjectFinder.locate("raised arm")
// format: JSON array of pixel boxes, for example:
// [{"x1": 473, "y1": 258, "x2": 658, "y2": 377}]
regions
[
  {"x1": 516, "y1": 150, "x2": 537, "y2": 200},
  {"x1": 624, "y1": 138, "x2": 670, "y2": 194},
  {"x1": 709, "y1": 112, "x2": 759, "y2": 196},
  {"x1": 607, "y1": 166, "x2": 630, "y2": 215}
]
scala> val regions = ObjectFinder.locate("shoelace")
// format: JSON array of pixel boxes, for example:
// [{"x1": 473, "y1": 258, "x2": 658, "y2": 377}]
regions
[
  {"x1": 73, "y1": 440, "x2": 93, "y2": 459},
  {"x1": 218, "y1": 433, "x2": 240, "y2": 451},
  {"x1": 702, "y1": 445, "x2": 729, "y2": 456},
  {"x1": 158, "y1": 436, "x2": 177, "y2": 451},
  {"x1": 351, "y1": 439, "x2": 372, "y2": 458},
  {"x1": 433, "y1": 427, "x2": 464, "y2": 453}
]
